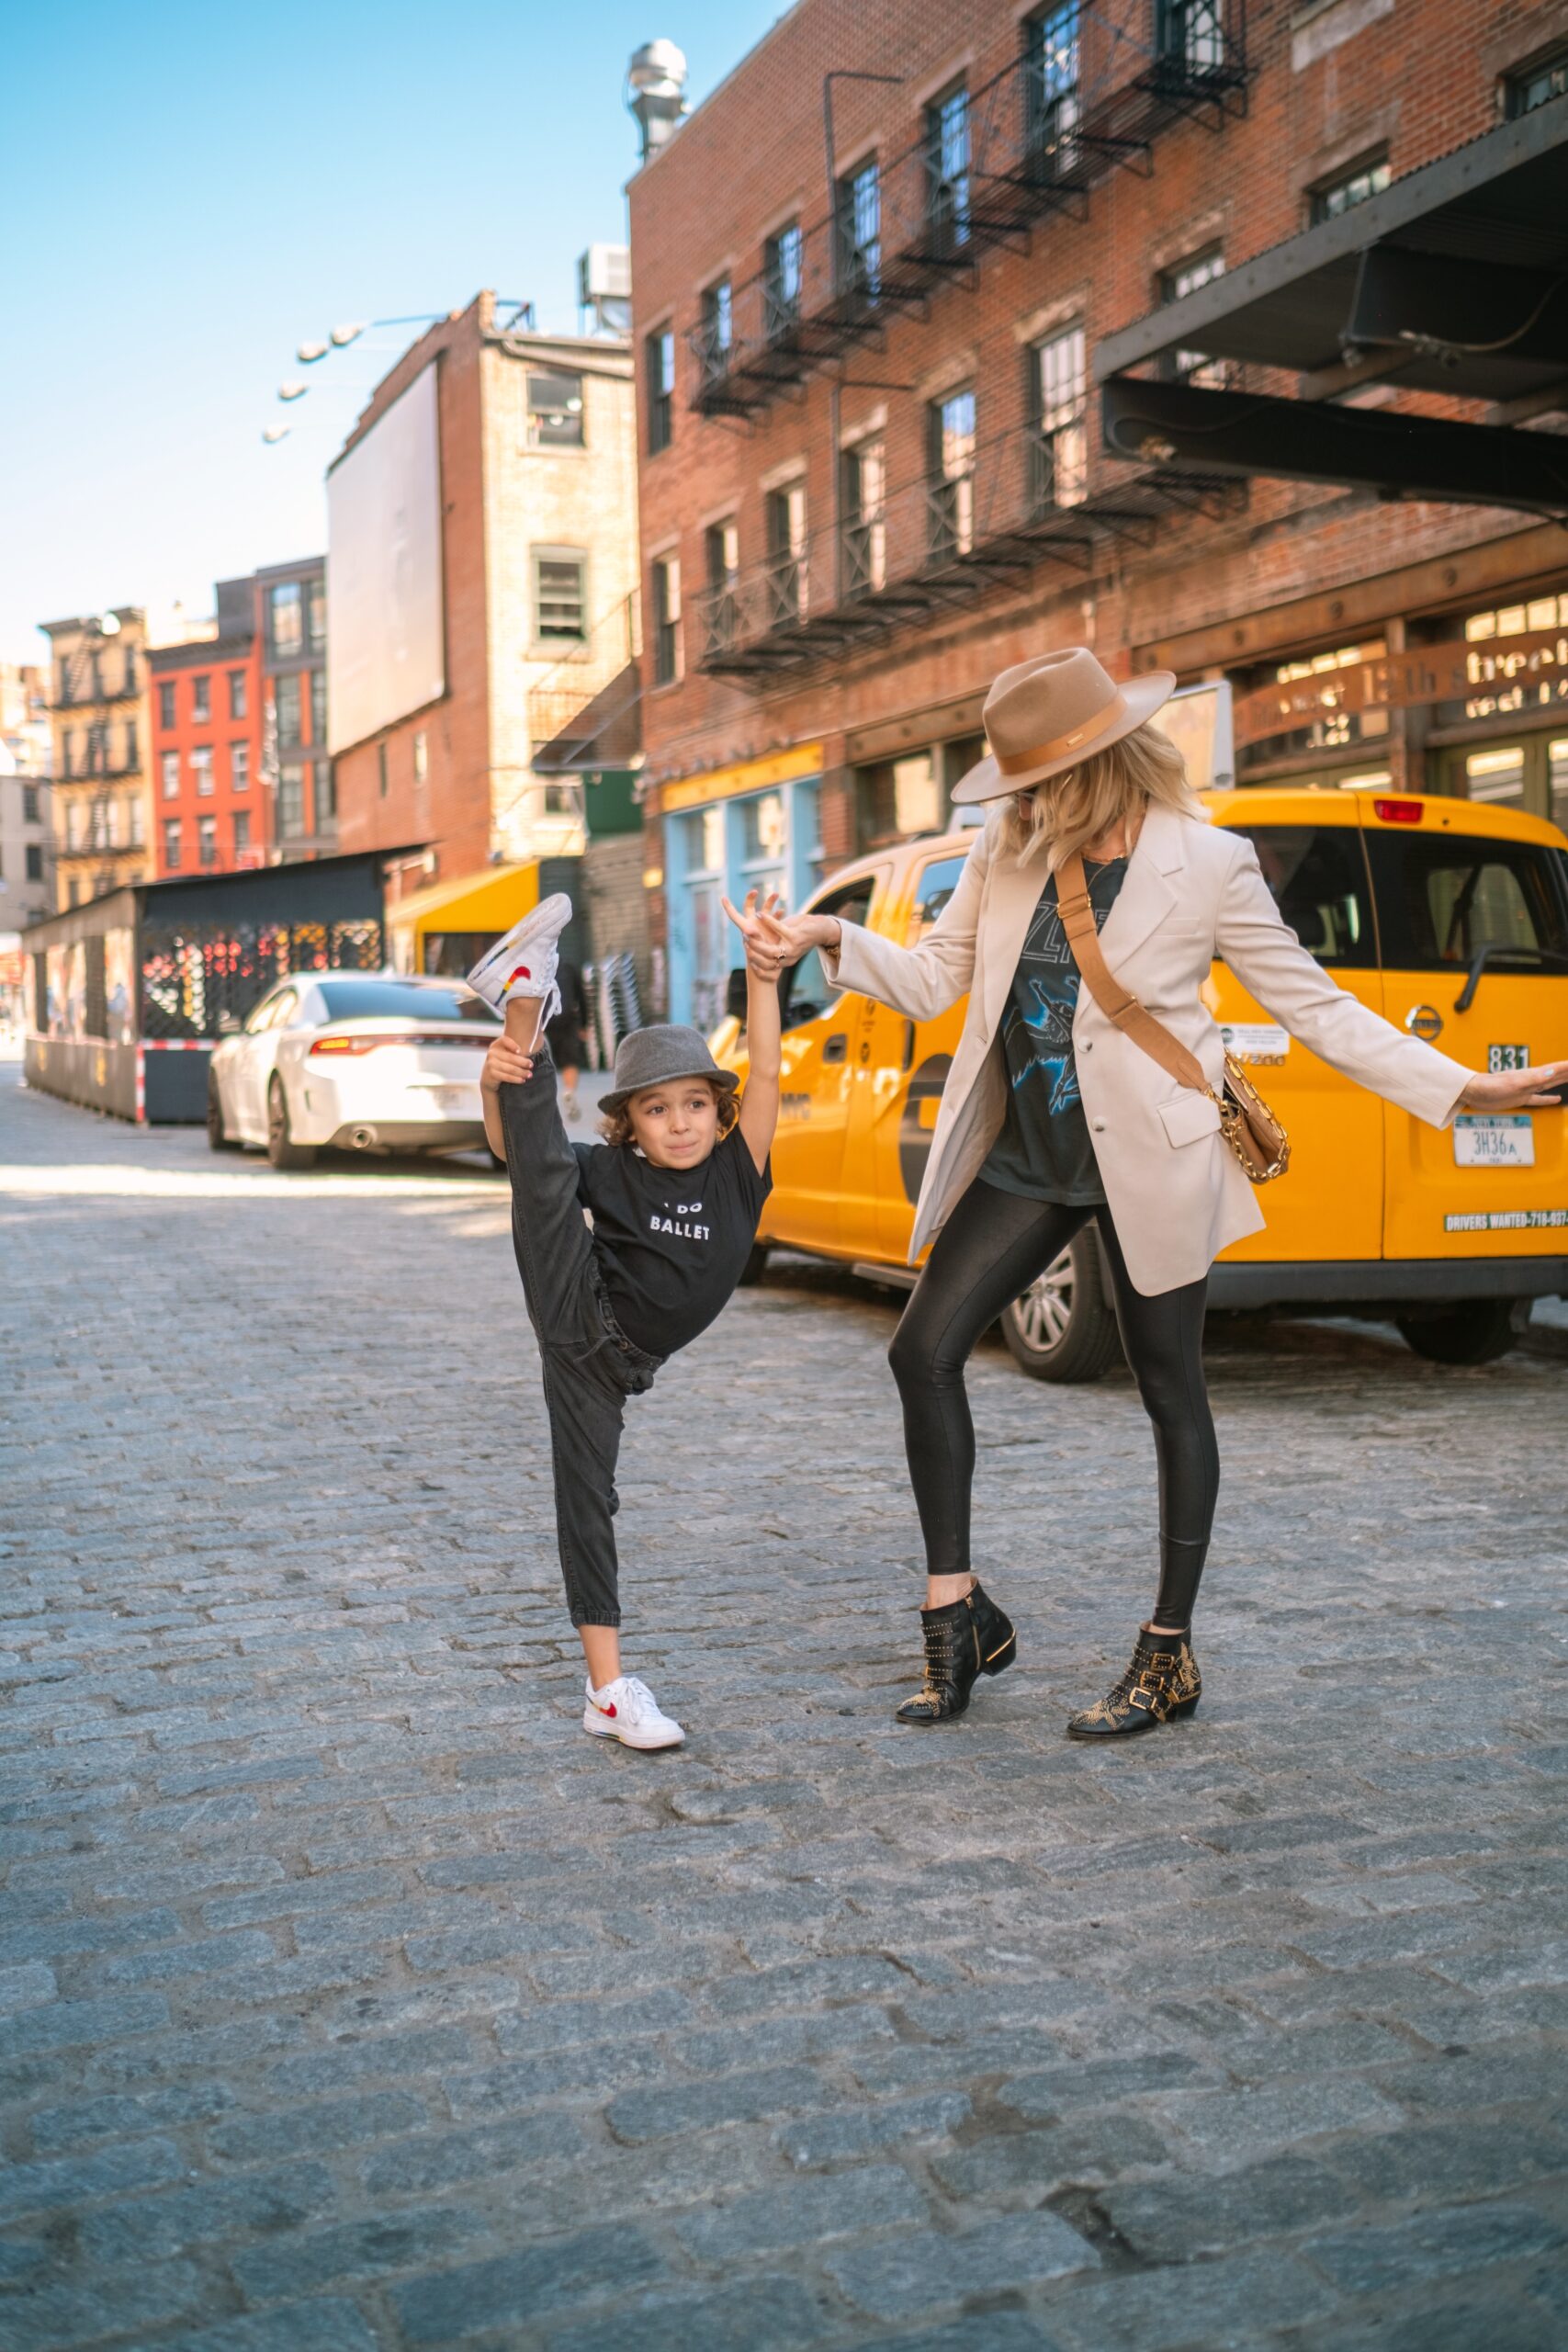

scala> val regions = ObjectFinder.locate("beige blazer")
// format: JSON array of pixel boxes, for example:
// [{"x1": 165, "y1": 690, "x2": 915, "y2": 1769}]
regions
[{"x1": 822, "y1": 803, "x2": 1471, "y2": 1295}]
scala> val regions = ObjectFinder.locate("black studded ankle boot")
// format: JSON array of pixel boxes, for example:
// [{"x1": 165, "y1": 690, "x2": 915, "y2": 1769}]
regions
[
  {"x1": 895, "y1": 1580, "x2": 1017, "y2": 1725},
  {"x1": 1066, "y1": 1625, "x2": 1201, "y2": 1739}
]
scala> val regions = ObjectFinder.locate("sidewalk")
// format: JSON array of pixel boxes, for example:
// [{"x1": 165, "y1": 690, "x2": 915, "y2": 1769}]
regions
[{"x1": 2, "y1": 1069, "x2": 1565, "y2": 2350}]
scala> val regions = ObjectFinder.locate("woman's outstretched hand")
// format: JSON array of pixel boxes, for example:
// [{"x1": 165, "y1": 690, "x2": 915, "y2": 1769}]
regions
[
  {"x1": 720, "y1": 888, "x2": 789, "y2": 979},
  {"x1": 1458, "y1": 1058, "x2": 1568, "y2": 1112},
  {"x1": 753, "y1": 905, "x2": 842, "y2": 966}
]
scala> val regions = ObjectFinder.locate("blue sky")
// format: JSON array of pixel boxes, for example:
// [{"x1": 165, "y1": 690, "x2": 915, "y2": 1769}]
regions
[{"x1": 1, "y1": 0, "x2": 787, "y2": 664}]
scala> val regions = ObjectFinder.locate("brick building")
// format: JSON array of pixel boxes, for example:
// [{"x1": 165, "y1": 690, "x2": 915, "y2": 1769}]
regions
[
  {"x1": 629, "y1": 0, "x2": 1568, "y2": 1023},
  {"x1": 149, "y1": 578, "x2": 265, "y2": 876},
  {"x1": 0, "y1": 663, "x2": 54, "y2": 933},
  {"x1": 329, "y1": 293, "x2": 639, "y2": 961},
  {"x1": 40, "y1": 610, "x2": 150, "y2": 909}
]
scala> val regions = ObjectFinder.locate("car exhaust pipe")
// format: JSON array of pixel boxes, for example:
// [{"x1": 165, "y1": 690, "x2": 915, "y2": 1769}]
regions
[{"x1": 349, "y1": 1125, "x2": 378, "y2": 1149}]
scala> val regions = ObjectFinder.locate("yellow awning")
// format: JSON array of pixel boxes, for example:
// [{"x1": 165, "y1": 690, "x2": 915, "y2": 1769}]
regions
[{"x1": 387, "y1": 862, "x2": 540, "y2": 938}]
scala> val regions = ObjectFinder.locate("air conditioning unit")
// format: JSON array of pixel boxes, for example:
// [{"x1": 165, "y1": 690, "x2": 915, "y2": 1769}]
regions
[{"x1": 579, "y1": 244, "x2": 632, "y2": 303}]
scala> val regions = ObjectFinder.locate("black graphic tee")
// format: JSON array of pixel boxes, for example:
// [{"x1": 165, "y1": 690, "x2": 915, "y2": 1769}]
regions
[
  {"x1": 572, "y1": 1126, "x2": 772, "y2": 1359},
  {"x1": 981, "y1": 854, "x2": 1127, "y2": 1206}
]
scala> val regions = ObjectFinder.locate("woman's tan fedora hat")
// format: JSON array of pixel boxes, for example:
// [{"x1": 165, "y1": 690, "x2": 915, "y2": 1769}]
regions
[{"x1": 952, "y1": 647, "x2": 1178, "y2": 805}]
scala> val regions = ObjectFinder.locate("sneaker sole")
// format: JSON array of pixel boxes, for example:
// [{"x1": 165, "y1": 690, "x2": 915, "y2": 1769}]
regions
[{"x1": 581, "y1": 1712, "x2": 685, "y2": 1751}]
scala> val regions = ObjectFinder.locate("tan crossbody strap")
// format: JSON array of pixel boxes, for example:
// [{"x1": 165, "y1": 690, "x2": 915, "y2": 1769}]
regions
[{"x1": 1055, "y1": 852, "x2": 1211, "y2": 1097}]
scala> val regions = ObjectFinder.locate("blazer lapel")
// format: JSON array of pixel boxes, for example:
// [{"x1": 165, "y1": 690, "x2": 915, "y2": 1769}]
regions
[
  {"x1": 1097, "y1": 803, "x2": 1184, "y2": 966},
  {"x1": 977, "y1": 839, "x2": 1047, "y2": 1039}
]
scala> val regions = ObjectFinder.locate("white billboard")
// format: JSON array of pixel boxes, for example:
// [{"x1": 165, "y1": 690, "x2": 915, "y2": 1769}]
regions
[{"x1": 326, "y1": 363, "x2": 445, "y2": 754}]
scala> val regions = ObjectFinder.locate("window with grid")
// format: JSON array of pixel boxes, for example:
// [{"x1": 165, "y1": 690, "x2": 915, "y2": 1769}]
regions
[
  {"x1": 700, "y1": 281, "x2": 733, "y2": 386},
  {"x1": 534, "y1": 553, "x2": 587, "y2": 643},
  {"x1": 1156, "y1": 0, "x2": 1224, "y2": 73},
  {"x1": 647, "y1": 328, "x2": 675, "y2": 452},
  {"x1": 233, "y1": 810, "x2": 251, "y2": 855},
  {"x1": 1024, "y1": 5, "x2": 1081, "y2": 164},
  {"x1": 198, "y1": 816, "x2": 217, "y2": 869},
  {"x1": 926, "y1": 84, "x2": 971, "y2": 250},
  {"x1": 308, "y1": 577, "x2": 325, "y2": 650},
  {"x1": 310, "y1": 669, "x2": 327, "y2": 744},
  {"x1": 840, "y1": 440, "x2": 886, "y2": 599},
  {"x1": 527, "y1": 369, "x2": 584, "y2": 448},
  {"x1": 1032, "y1": 325, "x2": 1088, "y2": 511},
  {"x1": 764, "y1": 222, "x2": 804, "y2": 339},
  {"x1": 163, "y1": 820, "x2": 181, "y2": 870},
  {"x1": 161, "y1": 751, "x2": 180, "y2": 799},
  {"x1": 191, "y1": 747, "x2": 213, "y2": 797},
  {"x1": 231, "y1": 741, "x2": 250, "y2": 791},
  {"x1": 928, "y1": 389, "x2": 976, "y2": 561},
  {"x1": 157, "y1": 681, "x2": 176, "y2": 729},
  {"x1": 278, "y1": 762, "x2": 306, "y2": 837},
  {"x1": 269, "y1": 581, "x2": 303, "y2": 656},
  {"x1": 23, "y1": 786, "x2": 39, "y2": 824},
  {"x1": 766, "y1": 482, "x2": 807, "y2": 626},
  {"x1": 1160, "y1": 250, "x2": 1229, "y2": 385},
  {"x1": 704, "y1": 521, "x2": 739, "y2": 655},
  {"x1": 276, "y1": 674, "x2": 302, "y2": 743},
  {"x1": 1310, "y1": 154, "x2": 1390, "y2": 223},
  {"x1": 652, "y1": 556, "x2": 682, "y2": 686},
  {"x1": 191, "y1": 674, "x2": 210, "y2": 722},
  {"x1": 837, "y1": 159, "x2": 881, "y2": 301},
  {"x1": 1506, "y1": 47, "x2": 1568, "y2": 116},
  {"x1": 228, "y1": 668, "x2": 248, "y2": 719}
]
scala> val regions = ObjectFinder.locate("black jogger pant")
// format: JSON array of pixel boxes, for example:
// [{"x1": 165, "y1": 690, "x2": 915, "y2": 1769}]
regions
[
  {"x1": 887, "y1": 1177, "x2": 1219, "y2": 1626},
  {"x1": 500, "y1": 1057, "x2": 662, "y2": 1628}
]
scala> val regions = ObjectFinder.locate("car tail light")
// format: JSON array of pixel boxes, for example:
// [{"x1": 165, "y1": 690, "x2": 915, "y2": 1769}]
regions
[
  {"x1": 1372, "y1": 797, "x2": 1425, "y2": 823},
  {"x1": 309, "y1": 1030, "x2": 493, "y2": 1057},
  {"x1": 309, "y1": 1035, "x2": 381, "y2": 1057}
]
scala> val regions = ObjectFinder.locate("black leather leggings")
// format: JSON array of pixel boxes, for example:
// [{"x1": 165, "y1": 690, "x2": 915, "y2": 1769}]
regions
[{"x1": 887, "y1": 1178, "x2": 1219, "y2": 1626}]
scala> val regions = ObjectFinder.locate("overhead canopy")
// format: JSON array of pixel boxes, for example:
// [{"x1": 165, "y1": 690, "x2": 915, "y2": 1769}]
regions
[{"x1": 1095, "y1": 97, "x2": 1568, "y2": 510}]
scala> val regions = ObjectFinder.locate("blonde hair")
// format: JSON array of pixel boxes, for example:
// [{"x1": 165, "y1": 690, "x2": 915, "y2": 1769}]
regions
[
  {"x1": 598, "y1": 1080, "x2": 740, "y2": 1149},
  {"x1": 997, "y1": 720, "x2": 1201, "y2": 874}
]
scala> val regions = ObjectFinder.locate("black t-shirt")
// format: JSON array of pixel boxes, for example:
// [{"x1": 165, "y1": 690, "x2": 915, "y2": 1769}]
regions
[
  {"x1": 572, "y1": 1126, "x2": 772, "y2": 1359},
  {"x1": 981, "y1": 854, "x2": 1127, "y2": 1207}
]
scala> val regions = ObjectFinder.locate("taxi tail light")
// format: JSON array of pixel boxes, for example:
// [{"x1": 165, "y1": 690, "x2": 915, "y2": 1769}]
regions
[{"x1": 1372, "y1": 797, "x2": 1424, "y2": 823}]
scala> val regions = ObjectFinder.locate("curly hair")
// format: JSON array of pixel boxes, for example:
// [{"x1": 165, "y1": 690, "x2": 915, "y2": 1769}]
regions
[{"x1": 598, "y1": 1080, "x2": 741, "y2": 1149}]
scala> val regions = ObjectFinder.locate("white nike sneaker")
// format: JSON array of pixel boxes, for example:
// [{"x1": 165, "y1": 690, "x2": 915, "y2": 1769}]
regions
[
  {"x1": 467, "y1": 893, "x2": 573, "y2": 1019},
  {"x1": 582, "y1": 1674, "x2": 685, "y2": 1751}
]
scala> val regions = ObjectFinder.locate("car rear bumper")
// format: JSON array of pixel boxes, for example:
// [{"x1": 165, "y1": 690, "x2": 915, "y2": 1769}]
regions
[
  {"x1": 326, "y1": 1120, "x2": 488, "y2": 1153},
  {"x1": 1208, "y1": 1258, "x2": 1568, "y2": 1310}
]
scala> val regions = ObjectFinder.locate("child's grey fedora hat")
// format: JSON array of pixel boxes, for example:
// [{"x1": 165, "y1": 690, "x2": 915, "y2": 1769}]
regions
[{"x1": 600, "y1": 1023, "x2": 741, "y2": 1115}]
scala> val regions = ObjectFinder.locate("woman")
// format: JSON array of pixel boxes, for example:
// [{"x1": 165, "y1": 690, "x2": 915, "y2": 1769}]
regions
[{"x1": 762, "y1": 649, "x2": 1566, "y2": 1738}]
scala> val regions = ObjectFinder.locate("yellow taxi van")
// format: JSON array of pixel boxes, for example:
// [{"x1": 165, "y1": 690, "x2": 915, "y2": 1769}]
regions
[{"x1": 711, "y1": 787, "x2": 1568, "y2": 1380}]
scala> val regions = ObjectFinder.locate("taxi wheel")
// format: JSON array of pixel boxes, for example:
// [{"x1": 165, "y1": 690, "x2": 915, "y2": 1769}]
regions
[
  {"x1": 1395, "y1": 1299, "x2": 1520, "y2": 1365},
  {"x1": 266, "y1": 1076, "x2": 317, "y2": 1171},
  {"x1": 737, "y1": 1240, "x2": 770, "y2": 1286},
  {"x1": 999, "y1": 1231, "x2": 1123, "y2": 1383}
]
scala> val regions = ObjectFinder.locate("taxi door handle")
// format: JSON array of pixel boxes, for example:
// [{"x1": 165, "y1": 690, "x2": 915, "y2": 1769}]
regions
[
  {"x1": 822, "y1": 1033, "x2": 848, "y2": 1064},
  {"x1": 902, "y1": 1020, "x2": 916, "y2": 1071}
]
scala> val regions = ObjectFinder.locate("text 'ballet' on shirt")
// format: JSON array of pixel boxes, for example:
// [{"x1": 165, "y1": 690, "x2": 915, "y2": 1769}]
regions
[{"x1": 571, "y1": 1125, "x2": 772, "y2": 1359}]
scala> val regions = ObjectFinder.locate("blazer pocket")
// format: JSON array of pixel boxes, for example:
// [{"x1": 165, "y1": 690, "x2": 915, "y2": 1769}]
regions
[{"x1": 1157, "y1": 1091, "x2": 1222, "y2": 1149}]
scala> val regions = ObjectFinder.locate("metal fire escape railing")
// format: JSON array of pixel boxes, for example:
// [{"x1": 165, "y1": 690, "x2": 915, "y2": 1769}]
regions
[
  {"x1": 686, "y1": 2, "x2": 1249, "y2": 420},
  {"x1": 692, "y1": 414, "x2": 1242, "y2": 683}
]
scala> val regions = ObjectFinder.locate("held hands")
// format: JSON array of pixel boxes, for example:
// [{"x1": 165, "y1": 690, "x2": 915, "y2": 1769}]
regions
[
  {"x1": 1458, "y1": 1057, "x2": 1568, "y2": 1112},
  {"x1": 720, "y1": 888, "x2": 791, "y2": 980},
  {"x1": 753, "y1": 905, "x2": 842, "y2": 966},
  {"x1": 481, "y1": 1035, "x2": 535, "y2": 1092}
]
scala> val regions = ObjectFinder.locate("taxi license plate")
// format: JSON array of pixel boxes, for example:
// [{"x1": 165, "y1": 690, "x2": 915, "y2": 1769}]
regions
[{"x1": 1453, "y1": 1114, "x2": 1534, "y2": 1169}]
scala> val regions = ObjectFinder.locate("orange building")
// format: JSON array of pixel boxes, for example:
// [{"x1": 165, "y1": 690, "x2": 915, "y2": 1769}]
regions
[{"x1": 148, "y1": 579, "x2": 265, "y2": 877}]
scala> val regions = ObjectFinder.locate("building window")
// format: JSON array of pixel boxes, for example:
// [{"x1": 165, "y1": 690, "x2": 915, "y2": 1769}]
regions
[
  {"x1": 764, "y1": 222, "x2": 804, "y2": 340},
  {"x1": 319, "y1": 762, "x2": 336, "y2": 822},
  {"x1": 191, "y1": 674, "x2": 210, "y2": 723},
  {"x1": 191, "y1": 746, "x2": 213, "y2": 797},
  {"x1": 231, "y1": 741, "x2": 250, "y2": 792},
  {"x1": 279, "y1": 762, "x2": 306, "y2": 837},
  {"x1": 765, "y1": 482, "x2": 808, "y2": 627},
  {"x1": 841, "y1": 439, "x2": 886, "y2": 599},
  {"x1": 378, "y1": 742, "x2": 389, "y2": 799},
  {"x1": 122, "y1": 647, "x2": 138, "y2": 695},
  {"x1": 198, "y1": 815, "x2": 218, "y2": 868},
  {"x1": 269, "y1": 581, "x2": 303, "y2": 656},
  {"x1": 1310, "y1": 153, "x2": 1390, "y2": 223},
  {"x1": 26, "y1": 844, "x2": 43, "y2": 882},
  {"x1": 310, "y1": 669, "x2": 327, "y2": 745},
  {"x1": 652, "y1": 555, "x2": 682, "y2": 687},
  {"x1": 276, "y1": 673, "x2": 302, "y2": 744},
  {"x1": 837, "y1": 158, "x2": 882, "y2": 302},
  {"x1": 1156, "y1": 0, "x2": 1224, "y2": 73},
  {"x1": 534, "y1": 551, "x2": 587, "y2": 643},
  {"x1": 87, "y1": 723, "x2": 108, "y2": 775},
  {"x1": 1032, "y1": 323, "x2": 1088, "y2": 511},
  {"x1": 128, "y1": 796, "x2": 143, "y2": 847},
  {"x1": 232, "y1": 810, "x2": 251, "y2": 856},
  {"x1": 926, "y1": 83, "x2": 971, "y2": 253},
  {"x1": 161, "y1": 751, "x2": 180, "y2": 798},
  {"x1": 308, "y1": 576, "x2": 325, "y2": 650},
  {"x1": 928, "y1": 388, "x2": 976, "y2": 562},
  {"x1": 123, "y1": 719, "x2": 139, "y2": 773},
  {"x1": 699, "y1": 280, "x2": 733, "y2": 387},
  {"x1": 1161, "y1": 249, "x2": 1228, "y2": 384},
  {"x1": 412, "y1": 729, "x2": 427, "y2": 783},
  {"x1": 526, "y1": 369, "x2": 585, "y2": 449},
  {"x1": 22, "y1": 786, "x2": 39, "y2": 824},
  {"x1": 228, "y1": 668, "x2": 248, "y2": 718},
  {"x1": 164, "y1": 820, "x2": 181, "y2": 870},
  {"x1": 543, "y1": 780, "x2": 575, "y2": 817},
  {"x1": 647, "y1": 327, "x2": 675, "y2": 453},
  {"x1": 1506, "y1": 47, "x2": 1568, "y2": 116},
  {"x1": 703, "y1": 520, "x2": 739, "y2": 658},
  {"x1": 158, "y1": 680, "x2": 176, "y2": 729},
  {"x1": 1024, "y1": 4, "x2": 1082, "y2": 164},
  {"x1": 859, "y1": 752, "x2": 940, "y2": 846}
]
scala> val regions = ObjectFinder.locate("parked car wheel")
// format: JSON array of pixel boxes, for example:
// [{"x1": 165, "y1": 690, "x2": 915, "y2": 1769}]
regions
[
  {"x1": 1000, "y1": 1229, "x2": 1123, "y2": 1383},
  {"x1": 1395, "y1": 1299, "x2": 1519, "y2": 1365},
  {"x1": 207, "y1": 1077, "x2": 240, "y2": 1153},
  {"x1": 266, "y1": 1076, "x2": 317, "y2": 1170},
  {"x1": 737, "y1": 1240, "x2": 770, "y2": 1286}
]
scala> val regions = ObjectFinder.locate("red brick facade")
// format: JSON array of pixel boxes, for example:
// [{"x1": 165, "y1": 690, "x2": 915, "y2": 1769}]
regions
[
  {"x1": 149, "y1": 631, "x2": 265, "y2": 878},
  {"x1": 629, "y1": 0, "x2": 1568, "y2": 1015}
]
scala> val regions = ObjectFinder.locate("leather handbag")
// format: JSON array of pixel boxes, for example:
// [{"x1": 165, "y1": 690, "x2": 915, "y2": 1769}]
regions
[{"x1": 1055, "y1": 852, "x2": 1291, "y2": 1185}]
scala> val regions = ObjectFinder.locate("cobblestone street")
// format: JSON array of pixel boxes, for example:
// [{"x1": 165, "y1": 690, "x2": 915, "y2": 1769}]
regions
[{"x1": 3, "y1": 1065, "x2": 1566, "y2": 2351}]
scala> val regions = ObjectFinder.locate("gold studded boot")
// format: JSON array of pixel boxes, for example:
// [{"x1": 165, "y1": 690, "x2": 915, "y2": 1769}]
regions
[
  {"x1": 1066, "y1": 1626, "x2": 1201, "y2": 1739},
  {"x1": 895, "y1": 1581, "x2": 1017, "y2": 1725}
]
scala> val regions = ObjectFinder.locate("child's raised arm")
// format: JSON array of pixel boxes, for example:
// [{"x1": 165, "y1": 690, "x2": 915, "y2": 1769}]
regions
[{"x1": 721, "y1": 889, "x2": 784, "y2": 1176}]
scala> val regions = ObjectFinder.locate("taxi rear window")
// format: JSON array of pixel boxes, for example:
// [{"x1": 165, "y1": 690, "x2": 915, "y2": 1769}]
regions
[
  {"x1": 1231, "y1": 826, "x2": 1375, "y2": 967},
  {"x1": 1365, "y1": 832, "x2": 1568, "y2": 974}
]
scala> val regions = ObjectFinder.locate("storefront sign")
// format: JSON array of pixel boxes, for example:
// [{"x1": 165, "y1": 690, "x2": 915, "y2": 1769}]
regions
[
  {"x1": 660, "y1": 741, "x2": 824, "y2": 814},
  {"x1": 1232, "y1": 627, "x2": 1568, "y2": 749}
]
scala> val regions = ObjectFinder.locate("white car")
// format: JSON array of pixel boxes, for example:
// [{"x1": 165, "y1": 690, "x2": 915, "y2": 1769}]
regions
[{"x1": 208, "y1": 971, "x2": 502, "y2": 1168}]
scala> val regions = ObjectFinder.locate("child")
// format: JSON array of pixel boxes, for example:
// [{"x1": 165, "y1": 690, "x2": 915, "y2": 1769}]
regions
[{"x1": 472, "y1": 890, "x2": 783, "y2": 1750}]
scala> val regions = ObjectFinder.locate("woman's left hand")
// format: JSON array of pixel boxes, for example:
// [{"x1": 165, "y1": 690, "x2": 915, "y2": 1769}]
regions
[
  {"x1": 721, "y1": 888, "x2": 789, "y2": 980},
  {"x1": 1459, "y1": 1058, "x2": 1568, "y2": 1112}
]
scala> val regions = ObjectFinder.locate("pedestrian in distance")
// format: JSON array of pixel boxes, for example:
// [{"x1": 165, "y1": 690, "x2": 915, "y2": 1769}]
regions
[
  {"x1": 547, "y1": 954, "x2": 592, "y2": 1123},
  {"x1": 470, "y1": 890, "x2": 784, "y2": 1749},
  {"x1": 760, "y1": 648, "x2": 1568, "y2": 1739}
]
